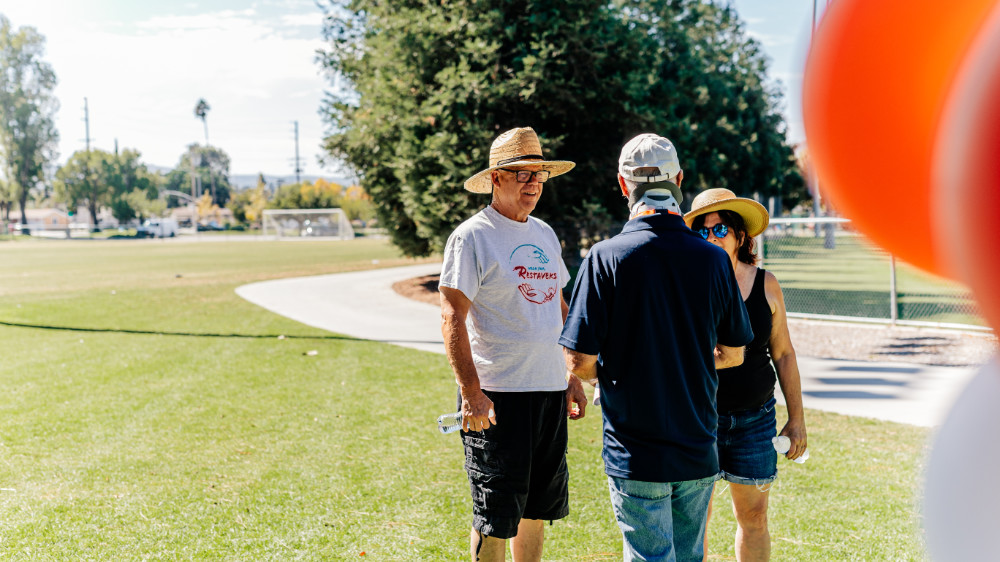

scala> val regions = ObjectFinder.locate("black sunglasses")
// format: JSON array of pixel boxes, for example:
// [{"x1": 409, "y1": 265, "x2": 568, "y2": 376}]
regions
[
  {"x1": 500, "y1": 169, "x2": 550, "y2": 183},
  {"x1": 697, "y1": 223, "x2": 730, "y2": 240}
]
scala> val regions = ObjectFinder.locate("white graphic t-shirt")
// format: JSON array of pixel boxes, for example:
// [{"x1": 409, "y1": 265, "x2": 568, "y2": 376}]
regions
[{"x1": 440, "y1": 205, "x2": 570, "y2": 392}]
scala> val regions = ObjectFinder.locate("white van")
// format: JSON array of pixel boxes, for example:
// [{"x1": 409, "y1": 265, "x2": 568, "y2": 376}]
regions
[{"x1": 138, "y1": 217, "x2": 178, "y2": 238}]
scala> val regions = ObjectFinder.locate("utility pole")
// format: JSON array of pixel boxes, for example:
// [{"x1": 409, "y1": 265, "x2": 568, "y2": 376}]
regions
[
  {"x1": 83, "y1": 97, "x2": 91, "y2": 152},
  {"x1": 293, "y1": 121, "x2": 303, "y2": 185},
  {"x1": 808, "y1": 0, "x2": 837, "y2": 249},
  {"x1": 810, "y1": 1, "x2": 824, "y2": 237},
  {"x1": 81, "y1": 97, "x2": 94, "y2": 232}
]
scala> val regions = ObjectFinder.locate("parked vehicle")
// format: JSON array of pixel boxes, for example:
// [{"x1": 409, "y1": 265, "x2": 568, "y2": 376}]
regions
[{"x1": 137, "y1": 217, "x2": 178, "y2": 238}]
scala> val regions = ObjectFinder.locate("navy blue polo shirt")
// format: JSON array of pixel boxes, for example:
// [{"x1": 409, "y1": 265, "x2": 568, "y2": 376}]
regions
[{"x1": 559, "y1": 211, "x2": 752, "y2": 483}]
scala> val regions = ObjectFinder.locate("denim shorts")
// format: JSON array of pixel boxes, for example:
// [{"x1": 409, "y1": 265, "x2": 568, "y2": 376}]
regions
[
  {"x1": 461, "y1": 390, "x2": 569, "y2": 539},
  {"x1": 717, "y1": 397, "x2": 778, "y2": 486}
]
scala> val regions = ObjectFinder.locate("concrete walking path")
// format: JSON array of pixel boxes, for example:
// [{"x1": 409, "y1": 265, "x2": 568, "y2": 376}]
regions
[{"x1": 237, "y1": 263, "x2": 977, "y2": 428}]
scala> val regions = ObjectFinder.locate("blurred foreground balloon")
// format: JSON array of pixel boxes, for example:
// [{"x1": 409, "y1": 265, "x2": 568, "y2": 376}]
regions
[
  {"x1": 805, "y1": 1, "x2": 1000, "y2": 559},
  {"x1": 923, "y1": 359, "x2": 1000, "y2": 560},
  {"x1": 803, "y1": 0, "x2": 996, "y2": 277},
  {"x1": 934, "y1": 3, "x2": 1000, "y2": 332}
]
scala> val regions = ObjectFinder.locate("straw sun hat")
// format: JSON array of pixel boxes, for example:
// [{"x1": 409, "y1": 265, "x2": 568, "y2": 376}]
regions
[
  {"x1": 464, "y1": 127, "x2": 575, "y2": 193},
  {"x1": 684, "y1": 188, "x2": 770, "y2": 238}
]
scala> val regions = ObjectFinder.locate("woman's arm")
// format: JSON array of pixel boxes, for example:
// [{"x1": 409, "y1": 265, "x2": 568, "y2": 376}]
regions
[{"x1": 765, "y1": 270, "x2": 808, "y2": 460}]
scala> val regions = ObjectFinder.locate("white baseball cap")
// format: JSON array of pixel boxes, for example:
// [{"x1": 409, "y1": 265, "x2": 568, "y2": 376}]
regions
[{"x1": 618, "y1": 133, "x2": 682, "y2": 184}]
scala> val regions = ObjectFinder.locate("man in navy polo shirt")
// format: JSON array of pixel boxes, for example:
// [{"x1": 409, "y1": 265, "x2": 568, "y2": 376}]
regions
[{"x1": 560, "y1": 133, "x2": 753, "y2": 562}]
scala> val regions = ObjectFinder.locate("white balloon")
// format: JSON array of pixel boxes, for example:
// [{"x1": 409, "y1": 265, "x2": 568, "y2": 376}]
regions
[{"x1": 923, "y1": 357, "x2": 1000, "y2": 560}]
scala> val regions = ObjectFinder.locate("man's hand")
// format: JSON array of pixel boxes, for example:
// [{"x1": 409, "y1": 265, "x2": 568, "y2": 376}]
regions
[
  {"x1": 461, "y1": 389, "x2": 497, "y2": 432},
  {"x1": 566, "y1": 375, "x2": 588, "y2": 420},
  {"x1": 441, "y1": 286, "x2": 494, "y2": 431},
  {"x1": 714, "y1": 343, "x2": 745, "y2": 370}
]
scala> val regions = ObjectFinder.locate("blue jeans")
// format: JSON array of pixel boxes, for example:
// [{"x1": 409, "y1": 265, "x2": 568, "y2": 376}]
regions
[
  {"x1": 717, "y1": 397, "x2": 778, "y2": 487},
  {"x1": 607, "y1": 474, "x2": 718, "y2": 561}
]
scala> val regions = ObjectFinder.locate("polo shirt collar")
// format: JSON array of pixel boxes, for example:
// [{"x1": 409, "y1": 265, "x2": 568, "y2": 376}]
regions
[{"x1": 621, "y1": 209, "x2": 692, "y2": 235}]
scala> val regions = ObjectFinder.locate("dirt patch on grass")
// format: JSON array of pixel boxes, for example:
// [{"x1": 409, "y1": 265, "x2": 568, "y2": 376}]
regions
[{"x1": 392, "y1": 274, "x2": 440, "y2": 306}]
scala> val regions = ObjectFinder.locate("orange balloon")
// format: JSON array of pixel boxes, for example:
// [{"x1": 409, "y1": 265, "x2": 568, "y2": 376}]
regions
[
  {"x1": 803, "y1": 0, "x2": 995, "y2": 277},
  {"x1": 934, "y1": 3, "x2": 1000, "y2": 331}
]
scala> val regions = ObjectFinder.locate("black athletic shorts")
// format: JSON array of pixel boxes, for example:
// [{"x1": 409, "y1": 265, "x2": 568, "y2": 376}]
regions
[{"x1": 461, "y1": 389, "x2": 570, "y2": 539}]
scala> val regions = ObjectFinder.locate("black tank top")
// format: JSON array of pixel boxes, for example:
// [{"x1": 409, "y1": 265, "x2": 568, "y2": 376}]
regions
[{"x1": 716, "y1": 268, "x2": 776, "y2": 414}]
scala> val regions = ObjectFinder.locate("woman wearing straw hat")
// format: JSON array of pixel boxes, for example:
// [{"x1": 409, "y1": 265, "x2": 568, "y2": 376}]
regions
[{"x1": 685, "y1": 188, "x2": 808, "y2": 562}]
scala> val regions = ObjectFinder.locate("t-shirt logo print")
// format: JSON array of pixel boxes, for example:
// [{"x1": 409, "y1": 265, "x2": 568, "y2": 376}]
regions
[{"x1": 510, "y1": 244, "x2": 558, "y2": 305}]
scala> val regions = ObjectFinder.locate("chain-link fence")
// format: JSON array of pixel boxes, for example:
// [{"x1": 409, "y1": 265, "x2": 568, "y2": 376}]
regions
[{"x1": 759, "y1": 218, "x2": 988, "y2": 331}]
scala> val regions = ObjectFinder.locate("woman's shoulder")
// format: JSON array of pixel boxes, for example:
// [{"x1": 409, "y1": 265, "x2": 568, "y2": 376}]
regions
[
  {"x1": 761, "y1": 268, "x2": 784, "y2": 312},
  {"x1": 761, "y1": 268, "x2": 781, "y2": 288}
]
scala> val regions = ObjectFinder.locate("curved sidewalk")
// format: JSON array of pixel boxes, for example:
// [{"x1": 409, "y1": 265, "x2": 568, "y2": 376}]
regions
[
  {"x1": 236, "y1": 263, "x2": 446, "y2": 354},
  {"x1": 237, "y1": 263, "x2": 978, "y2": 428}
]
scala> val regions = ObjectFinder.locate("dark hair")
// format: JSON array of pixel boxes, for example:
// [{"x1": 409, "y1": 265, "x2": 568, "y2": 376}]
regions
[{"x1": 692, "y1": 209, "x2": 758, "y2": 265}]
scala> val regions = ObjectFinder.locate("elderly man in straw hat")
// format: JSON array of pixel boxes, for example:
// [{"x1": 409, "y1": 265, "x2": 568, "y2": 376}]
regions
[
  {"x1": 440, "y1": 127, "x2": 588, "y2": 561},
  {"x1": 560, "y1": 133, "x2": 753, "y2": 561}
]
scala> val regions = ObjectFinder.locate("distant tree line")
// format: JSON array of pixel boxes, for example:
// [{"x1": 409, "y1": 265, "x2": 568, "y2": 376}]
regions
[
  {"x1": 267, "y1": 178, "x2": 375, "y2": 222},
  {"x1": 0, "y1": 14, "x2": 374, "y2": 232}
]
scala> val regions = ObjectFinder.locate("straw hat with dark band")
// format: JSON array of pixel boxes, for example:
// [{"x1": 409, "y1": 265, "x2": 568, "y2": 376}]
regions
[
  {"x1": 684, "y1": 188, "x2": 770, "y2": 238},
  {"x1": 464, "y1": 127, "x2": 575, "y2": 193}
]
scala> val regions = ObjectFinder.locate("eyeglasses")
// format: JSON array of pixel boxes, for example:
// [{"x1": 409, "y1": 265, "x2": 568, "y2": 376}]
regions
[
  {"x1": 500, "y1": 169, "x2": 550, "y2": 183},
  {"x1": 697, "y1": 223, "x2": 730, "y2": 240}
]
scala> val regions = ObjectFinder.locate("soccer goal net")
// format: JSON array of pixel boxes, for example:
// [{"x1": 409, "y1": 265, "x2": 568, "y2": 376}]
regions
[{"x1": 262, "y1": 209, "x2": 355, "y2": 240}]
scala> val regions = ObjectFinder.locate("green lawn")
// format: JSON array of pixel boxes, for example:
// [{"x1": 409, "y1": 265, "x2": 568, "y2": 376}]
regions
[{"x1": 0, "y1": 238, "x2": 931, "y2": 559}]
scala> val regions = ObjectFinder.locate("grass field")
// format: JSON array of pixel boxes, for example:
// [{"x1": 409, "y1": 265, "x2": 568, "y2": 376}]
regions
[
  {"x1": 0, "y1": 237, "x2": 933, "y2": 559},
  {"x1": 762, "y1": 233, "x2": 982, "y2": 326}
]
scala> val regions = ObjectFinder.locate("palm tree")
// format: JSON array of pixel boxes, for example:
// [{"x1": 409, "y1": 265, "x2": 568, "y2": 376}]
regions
[{"x1": 194, "y1": 98, "x2": 210, "y2": 145}]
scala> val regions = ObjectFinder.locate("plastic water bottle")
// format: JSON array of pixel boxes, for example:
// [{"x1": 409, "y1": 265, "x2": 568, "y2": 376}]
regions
[
  {"x1": 772, "y1": 436, "x2": 809, "y2": 464},
  {"x1": 437, "y1": 409, "x2": 495, "y2": 434},
  {"x1": 437, "y1": 412, "x2": 463, "y2": 434}
]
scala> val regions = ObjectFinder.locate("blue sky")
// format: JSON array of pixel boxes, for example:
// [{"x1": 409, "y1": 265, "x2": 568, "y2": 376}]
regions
[
  {"x1": 730, "y1": 0, "x2": 825, "y2": 147},
  {"x1": 3, "y1": 0, "x2": 332, "y2": 180},
  {"x1": 2, "y1": 1, "x2": 821, "y2": 177}
]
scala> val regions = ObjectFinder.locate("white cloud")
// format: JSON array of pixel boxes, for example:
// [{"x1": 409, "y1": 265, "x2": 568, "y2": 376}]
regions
[
  {"x1": 10, "y1": 3, "x2": 333, "y2": 175},
  {"x1": 280, "y1": 13, "x2": 324, "y2": 27}
]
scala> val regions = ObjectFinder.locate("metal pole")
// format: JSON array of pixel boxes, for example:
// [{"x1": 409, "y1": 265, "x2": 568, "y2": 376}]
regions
[
  {"x1": 84, "y1": 97, "x2": 91, "y2": 152},
  {"x1": 889, "y1": 254, "x2": 899, "y2": 325},
  {"x1": 810, "y1": 1, "x2": 823, "y2": 237},
  {"x1": 293, "y1": 121, "x2": 302, "y2": 185}
]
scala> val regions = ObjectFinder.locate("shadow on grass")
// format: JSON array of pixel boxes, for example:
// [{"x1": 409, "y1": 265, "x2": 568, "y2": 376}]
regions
[{"x1": 0, "y1": 319, "x2": 445, "y2": 346}]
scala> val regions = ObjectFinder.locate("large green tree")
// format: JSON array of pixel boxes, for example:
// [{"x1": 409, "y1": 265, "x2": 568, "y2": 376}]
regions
[
  {"x1": 54, "y1": 149, "x2": 110, "y2": 225},
  {"x1": 625, "y1": 0, "x2": 805, "y2": 210},
  {"x1": 103, "y1": 148, "x2": 161, "y2": 223},
  {"x1": 164, "y1": 144, "x2": 231, "y2": 207},
  {"x1": 54, "y1": 148, "x2": 160, "y2": 225},
  {"x1": 319, "y1": 0, "x2": 804, "y2": 258},
  {"x1": 0, "y1": 15, "x2": 59, "y2": 227}
]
